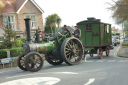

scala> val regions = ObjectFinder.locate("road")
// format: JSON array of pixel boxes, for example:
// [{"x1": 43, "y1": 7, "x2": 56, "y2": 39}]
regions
[{"x1": 0, "y1": 40, "x2": 128, "y2": 85}]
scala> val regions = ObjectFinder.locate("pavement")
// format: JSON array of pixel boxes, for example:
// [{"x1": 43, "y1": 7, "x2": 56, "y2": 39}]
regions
[{"x1": 117, "y1": 45, "x2": 128, "y2": 58}]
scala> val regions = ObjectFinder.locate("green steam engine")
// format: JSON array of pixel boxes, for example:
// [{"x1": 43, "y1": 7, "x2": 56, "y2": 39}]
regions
[
  {"x1": 17, "y1": 18, "x2": 84, "y2": 72},
  {"x1": 18, "y1": 17, "x2": 112, "y2": 72}
]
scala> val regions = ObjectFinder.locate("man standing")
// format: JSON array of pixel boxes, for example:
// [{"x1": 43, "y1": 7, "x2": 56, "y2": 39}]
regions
[{"x1": 74, "y1": 26, "x2": 80, "y2": 38}]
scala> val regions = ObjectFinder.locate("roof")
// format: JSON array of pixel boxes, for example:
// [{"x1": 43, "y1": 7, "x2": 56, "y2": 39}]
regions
[
  {"x1": 0, "y1": 0, "x2": 44, "y2": 14},
  {"x1": 77, "y1": 17, "x2": 111, "y2": 25},
  {"x1": 2, "y1": 2, "x2": 15, "y2": 13}
]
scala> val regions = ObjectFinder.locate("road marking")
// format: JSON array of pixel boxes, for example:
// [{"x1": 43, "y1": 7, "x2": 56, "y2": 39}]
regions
[
  {"x1": 1, "y1": 77, "x2": 60, "y2": 85},
  {"x1": 6, "y1": 71, "x2": 78, "y2": 79},
  {"x1": 118, "y1": 60, "x2": 128, "y2": 62},
  {"x1": 107, "y1": 60, "x2": 116, "y2": 62},
  {"x1": 96, "y1": 60, "x2": 105, "y2": 62},
  {"x1": 85, "y1": 61, "x2": 94, "y2": 62},
  {"x1": 84, "y1": 78, "x2": 95, "y2": 85},
  {"x1": 54, "y1": 72, "x2": 78, "y2": 74}
]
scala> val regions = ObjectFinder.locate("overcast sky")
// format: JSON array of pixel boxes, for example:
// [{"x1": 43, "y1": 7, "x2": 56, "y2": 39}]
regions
[{"x1": 35, "y1": 0, "x2": 121, "y2": 29}]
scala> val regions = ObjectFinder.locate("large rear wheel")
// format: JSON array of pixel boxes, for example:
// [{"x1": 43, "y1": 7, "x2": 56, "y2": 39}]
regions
[
  {"x1": 61, "y1": 37, "x2": 84, "y2": 65},
  {"x1": 24, "y1": 52, "x2": 43, "y2": 72}
]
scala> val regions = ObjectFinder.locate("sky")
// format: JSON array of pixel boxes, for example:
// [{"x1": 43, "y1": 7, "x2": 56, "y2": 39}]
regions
[{"x1": 35, "y1": 0, "x2": 121, "y2": 29}]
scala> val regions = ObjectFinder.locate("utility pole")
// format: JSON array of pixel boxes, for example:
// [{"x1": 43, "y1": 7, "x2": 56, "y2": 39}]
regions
[{"x1": 120, "y1": 0, "x2": 125, "y2": 42}]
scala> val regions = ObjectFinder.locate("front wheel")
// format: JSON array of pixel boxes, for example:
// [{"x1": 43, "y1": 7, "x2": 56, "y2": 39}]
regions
[
  {"x1": 17, "y1": 54, "x2": 28, "y2": 71},
  {"x1": 24, "y1": 52, "x2": 43, "y2": 72}
]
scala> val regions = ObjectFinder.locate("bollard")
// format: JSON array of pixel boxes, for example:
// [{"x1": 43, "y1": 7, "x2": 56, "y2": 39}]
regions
[{"x1": 7, "y1": 51, "x2": 10, "y2": 58}]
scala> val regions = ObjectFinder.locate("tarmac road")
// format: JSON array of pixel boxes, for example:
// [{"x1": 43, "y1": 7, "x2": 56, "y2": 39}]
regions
[{"x1": 0, "y1": 40, "x2": 128, "y2": 85}]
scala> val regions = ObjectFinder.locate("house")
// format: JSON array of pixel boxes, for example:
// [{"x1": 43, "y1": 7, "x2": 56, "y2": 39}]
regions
[{"x1": 0, "y1": 0, "x2": 44, "y2": 38}]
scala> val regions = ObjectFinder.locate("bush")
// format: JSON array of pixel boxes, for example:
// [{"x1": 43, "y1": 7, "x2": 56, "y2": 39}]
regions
[
  {"x1": 122, "y1": 41, "x2": 128, "y2": 46},
  {"x1": 13, "y1": 38, "x2": 23, "y2": 47},
  {"x1": 20, "y1": 37, "x2": 27, "y2": 44},
  {"x1": 0, "y1": 47, "x2": 23, "y2": 59},
  {"x1": 0, "y1": 49, "x2": 11, "y2": 59},
  {"x1": 10, "y1": 47, "x2": 23, "y2": 57}
]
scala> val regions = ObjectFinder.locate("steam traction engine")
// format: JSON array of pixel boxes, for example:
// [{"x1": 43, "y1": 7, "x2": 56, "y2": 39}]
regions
[{"x1": 17, "y1": 18, "x2": 84, "y2": 72}]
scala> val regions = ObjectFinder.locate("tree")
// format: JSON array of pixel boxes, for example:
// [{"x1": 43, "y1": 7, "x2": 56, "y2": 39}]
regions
[
  {"x1": 124, "y1": 21, "x2": 128, "y2": 31},
  {"x1": 45, "y1": 14, "x2": 61, "y2": 34},
  {"x1": 2, "y1": 24, "x2": 17, "y2": 48},
  {"x1": 108, "y1": 0, "x2": 128, "y2": 24}
]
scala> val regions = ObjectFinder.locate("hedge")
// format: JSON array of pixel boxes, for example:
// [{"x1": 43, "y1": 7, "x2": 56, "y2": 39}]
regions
[
  {"x1": 0, "y1": 47, "x2": 23, "y2": 59},
  {"x1": 122, "y1": 41, "x2": 128, "y2": 46}
]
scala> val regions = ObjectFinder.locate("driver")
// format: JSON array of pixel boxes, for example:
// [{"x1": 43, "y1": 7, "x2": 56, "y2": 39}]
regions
[{"x1": 73, "y1": 26, "x2": 80, "y2": 39}]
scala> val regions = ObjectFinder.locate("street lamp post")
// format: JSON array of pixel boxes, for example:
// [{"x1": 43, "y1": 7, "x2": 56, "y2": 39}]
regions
[{"x1": 120, "y1": 0, "x2": 125, "y2": 42}]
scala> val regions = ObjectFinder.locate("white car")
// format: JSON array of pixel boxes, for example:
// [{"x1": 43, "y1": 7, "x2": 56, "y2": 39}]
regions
[{"x1": 112, "y1": 36, "x2": 120, "y2": 45}]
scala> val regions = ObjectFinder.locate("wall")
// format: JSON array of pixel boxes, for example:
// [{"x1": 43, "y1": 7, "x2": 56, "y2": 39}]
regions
[{"x1": 18, "y1": 0, "x2": 43, "y2": 35}]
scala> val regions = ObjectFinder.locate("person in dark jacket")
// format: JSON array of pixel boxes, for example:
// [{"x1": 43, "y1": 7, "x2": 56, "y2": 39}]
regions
[{"x1": 74, "y1": 26, "x2": 80, "y2": 38}]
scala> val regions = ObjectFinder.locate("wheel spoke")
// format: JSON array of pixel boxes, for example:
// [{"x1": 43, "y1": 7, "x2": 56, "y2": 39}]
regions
[
  {"x1": 76, "y1": 50, "x2": 81, "y2": 51},
  {"x1": 58, "y1": 37, "x2": 63, "y2": 42},
  {"x1": 65, "y1": 48, "x2": 71, "y2": 51},
  {"x1": 65, "y1": 51, "x2": 70, "y2": 53},
  {"x1": 65, "y1": 32, "x2": 69, "y2": 36},
  {"x1": 66, "y1": 52, "x2": 71, "y2": 56}
]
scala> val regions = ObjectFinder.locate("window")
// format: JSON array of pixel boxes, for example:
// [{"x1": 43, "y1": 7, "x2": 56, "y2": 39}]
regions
[
  {"x1": 104, "y1": 24, "x2": 109, "y2": 33},
  {"x1": 25, "y1": 15, "x2": 37, "y2": 28},
  {"x1": 85, "y1": 24, "x2": 92, "y2": 31},
  {"x1": 3, "y1": 16, "x2": 15, "y2": 30},
  {"x1": 107, "y1": 25, "x2": 109, "y2": 33}
]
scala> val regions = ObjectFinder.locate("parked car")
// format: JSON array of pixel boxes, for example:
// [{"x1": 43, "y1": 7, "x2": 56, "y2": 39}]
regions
[
  {"x1": 112, "y1": 36, "x2": 120, "y2": 45},
  {"x1": 124, "y1": 38, "x2": 128, "y2": 41},
  {"x1": 110, "y1": 41, "x2": 114, "y2": 49},
  {"x1": 112, "y1": 38, "x2": 117, "y2": 46}
]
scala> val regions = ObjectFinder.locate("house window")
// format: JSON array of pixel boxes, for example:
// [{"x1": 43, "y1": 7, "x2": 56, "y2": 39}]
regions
[
  {"x1": 85, "y1": 24, "x2": 92, "y2": 31},
  {"x1": 25, "y1": 15, "x2": 37, "y2": 28},
  {"x1": 3, "y1": 16, "x2": 15, "y2": 30}
]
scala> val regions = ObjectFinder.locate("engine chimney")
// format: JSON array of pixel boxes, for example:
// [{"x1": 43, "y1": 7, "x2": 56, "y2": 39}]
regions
[{"x1": 24, "y1": 18, "x2": 31, "y2": 42}]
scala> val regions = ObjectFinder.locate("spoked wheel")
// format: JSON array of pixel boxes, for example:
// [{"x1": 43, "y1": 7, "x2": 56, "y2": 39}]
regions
[
  {"x1": 98, "y1": 48, "x2": 103, "y2": 59},
  {"x1": 17, "y1": 54, "x2": 28, "y2": 71},
  {"x1": 61, "y1": 37, "x2": 83, "y2": 65},
  {"x1": 106, "y1": 46, "x2": 110, "y2": 56},
  {"x1": 24, "y1": 52, "x2": 43, "y2": 72},
  {"x1": 90, "y1": 53, "x2": 93, "y2": 57},
  {"x1": 45, "y1": 54, "x2": 63, "y2": 65}
]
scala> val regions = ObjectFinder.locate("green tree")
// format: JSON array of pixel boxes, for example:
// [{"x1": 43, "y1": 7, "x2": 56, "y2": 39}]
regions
[
  {"x1": 108, "y1": 0, "x2": 128, "y2": 24},
  {"x1": 45, "y1": 14, "x2": 61, "y2": 34},
  {"x1": 2, "y1": 24, "x2": 17, "y2": 48}
]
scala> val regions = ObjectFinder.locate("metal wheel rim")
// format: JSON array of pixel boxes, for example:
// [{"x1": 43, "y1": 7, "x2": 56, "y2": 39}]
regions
[
  {"x1": 25, "y1": 53, "x2": 43, "y2": 72},
  {"x1": 62, "y1": 37, "x2": 83, "y2": 65},
  {"x1": 17, "y1": 54, "x2": 27, "y2": 71}
]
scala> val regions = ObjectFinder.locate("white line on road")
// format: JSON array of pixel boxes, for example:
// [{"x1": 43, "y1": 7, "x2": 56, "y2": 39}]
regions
[
  {"x1": 107, "y1": 60, "x2": 116, "y2": 62},
  {"x1": 6, "y1": 71, "x2": 78, "y2": 79},
  {"x1": 85, "y1": 61, "x2": 94, "y2": 62},
  {"x1": 84, "y1": 78, "x2": 95, "y2": 85},
  {"x1": 96, "y1": 60, "x2": 105, "y2": 62},
  {"x1": 1, "y1": 77, "x2": 60, "y2": 85}
]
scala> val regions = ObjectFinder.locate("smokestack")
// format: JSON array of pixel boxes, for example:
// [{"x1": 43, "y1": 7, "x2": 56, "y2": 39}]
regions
[{"x1": 24, "y1": 18, "x2": 31, "y2": 42}]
